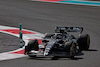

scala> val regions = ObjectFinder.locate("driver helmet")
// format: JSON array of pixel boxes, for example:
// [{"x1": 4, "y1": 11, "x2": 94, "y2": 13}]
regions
[{"x1": 56, "y1": 33, "x2": 63, "y2": 39}]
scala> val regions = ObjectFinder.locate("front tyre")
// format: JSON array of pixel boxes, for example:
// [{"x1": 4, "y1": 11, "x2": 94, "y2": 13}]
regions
[
  {"x1": 24, "y1": 40, "x2": 39, "y2": 54},
  {"x1": 70, "y1": 43, "x2": 76, "y2": 59},
  {"x1": 64, "y1": 41, "x2": 76, "y2": 59}
]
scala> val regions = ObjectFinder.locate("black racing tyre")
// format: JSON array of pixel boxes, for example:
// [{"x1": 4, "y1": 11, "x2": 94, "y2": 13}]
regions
[
  {"x1": 64, "y1": 41, "x2": 73, "y2": 52},
  {"x1": 78, "y1": 34, "x2": 90, "y2": 50},
  {"x1": 64, "y1": 41, "x2": 76, "y2": 59},
  {"x1": 70, "y1": 43, "x2": 76, "y2": 59},
  {"x1": 25, "y1": 40, "x2": 39, "y2": 53}
]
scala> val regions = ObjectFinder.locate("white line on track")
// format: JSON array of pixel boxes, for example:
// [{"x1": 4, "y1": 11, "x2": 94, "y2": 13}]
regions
[{"x1": 0, "y1": 25, "x2": 44, "y2": 61}]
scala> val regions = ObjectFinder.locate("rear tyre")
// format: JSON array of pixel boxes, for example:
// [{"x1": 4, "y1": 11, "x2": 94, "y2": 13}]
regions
[{"x1": 78, "y1": 34, "x2": 90, "y2": 50}]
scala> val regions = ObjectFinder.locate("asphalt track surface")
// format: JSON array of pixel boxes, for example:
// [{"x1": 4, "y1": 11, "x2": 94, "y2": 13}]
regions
[
  {"x1": 0, "y1": 0, "x2": 100, "y2": 67},
  {"x1": 0, "y1": 33, "x2": 19, "y2": 53}
]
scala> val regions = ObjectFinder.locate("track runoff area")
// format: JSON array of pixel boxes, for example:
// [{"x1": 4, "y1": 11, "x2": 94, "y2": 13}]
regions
[
  {"x1": 0, "y1": 25, "x2": 44, "y2": 61},
  {"x1": 31, "y1": 0, "x2": 100, "y2": 6}
]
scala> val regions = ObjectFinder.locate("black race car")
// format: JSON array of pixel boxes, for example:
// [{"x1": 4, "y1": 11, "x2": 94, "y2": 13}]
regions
[{"x1": 24, "y1": 27, "x2": 90, "y2": 59}]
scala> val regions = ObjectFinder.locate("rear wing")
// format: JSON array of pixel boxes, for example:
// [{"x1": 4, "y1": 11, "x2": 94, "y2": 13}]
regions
[{"x1": 55, "y1": 27, "x2": 83, "y2": 34}]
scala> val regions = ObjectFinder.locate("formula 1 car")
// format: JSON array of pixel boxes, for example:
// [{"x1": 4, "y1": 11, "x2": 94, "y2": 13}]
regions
[{"x1": 24, "y1": 27, "x2": 90, "y2": 59}]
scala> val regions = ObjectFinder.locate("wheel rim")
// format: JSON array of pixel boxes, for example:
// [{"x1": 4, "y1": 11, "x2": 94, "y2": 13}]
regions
[
  {"x1": 87, "y1": 35, "x2": 90, "y2": 48},
  {"x1": 70, "y1": 43, "x2": 75, "y2": 57}
]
